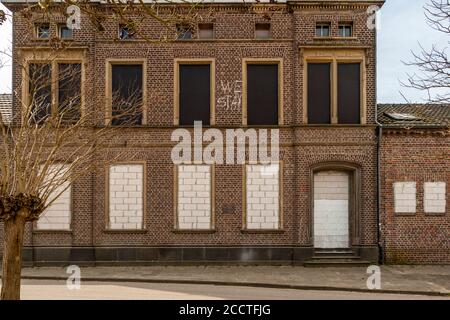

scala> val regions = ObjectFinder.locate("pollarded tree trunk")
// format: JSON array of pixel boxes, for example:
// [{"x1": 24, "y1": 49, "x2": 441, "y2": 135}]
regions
[{"x1": 1, "y1": 209, "x2": 28, "y2": 300}]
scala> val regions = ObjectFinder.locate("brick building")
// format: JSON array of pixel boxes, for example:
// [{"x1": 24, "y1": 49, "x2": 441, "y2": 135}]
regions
[
  {"x1": 0, "y1": 0, "x2": 442, "y2": 266},
  {"x1": 378, "y1": 104, "x2": 449, "y2": 264}
]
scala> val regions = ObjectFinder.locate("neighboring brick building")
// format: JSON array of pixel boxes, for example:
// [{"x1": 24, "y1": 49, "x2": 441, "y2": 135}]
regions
[
  {"x1": 2, "y1": 0, "x2": 425, "y2": 266},
  {"x1": 378, "y1": 104, "x2": 449, "y2": 264}
]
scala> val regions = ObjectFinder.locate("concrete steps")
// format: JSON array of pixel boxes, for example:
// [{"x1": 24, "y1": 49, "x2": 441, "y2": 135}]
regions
[{"x1": 304, "y1": 248, "x2": 372, "y2": 267}]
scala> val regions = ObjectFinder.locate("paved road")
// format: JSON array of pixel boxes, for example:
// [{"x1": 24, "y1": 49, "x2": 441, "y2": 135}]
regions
[{"x1": 1, "y1": 279, "x2": 448, "y2": 300}]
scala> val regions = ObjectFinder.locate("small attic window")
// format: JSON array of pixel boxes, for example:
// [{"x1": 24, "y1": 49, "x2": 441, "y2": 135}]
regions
[{"x1": 385, "y1": 112, "x2": 420, "y2": 121}]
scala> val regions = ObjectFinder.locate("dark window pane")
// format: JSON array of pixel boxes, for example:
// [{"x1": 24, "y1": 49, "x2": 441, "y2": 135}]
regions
[
  {"x1": 338, "y1": 63, "x2": 360, "y2": 124},
  {"x1": 179, "y1": 64, "x2": 210, "y2": 125},
  {"x1": 177, "y1": 24, "x2": 193, "y2": 40},
  {"x1": 29, "y1": 63, "x2": 52, "y2": 124},
  {"x1": 198, "y1": 23, "x2": 213, "y2": 39},
  {"x1": 119, "y1": 25, "x2": 134, "y2": 40},
  {"x1": 60, "y1": 26, "x2": 73, "y2": 39},
  {"x1": 58, "y1": 63, "x2": 81, "y2": 122},
  {"x1": 255, "y1": 23, "x2": 270, "y2": 39},
  {"x1": 111, "y1": 64, "x2": 143, "y2": 125},
  {"x1": 36, "y1": 24, "x2": 50, "y2": 38},
  {"x1": 316, "y1": 24, "x2": 330, "y2": 37},
  {"x1": 307, "y1": 63, "x2": 331, "y2": 124},
  {"x1": 339, "y1": 25, "x2": 353, "y2": 37},
  {"x1": 247, "y1": 64, "x2": 279, "y2": 125}
]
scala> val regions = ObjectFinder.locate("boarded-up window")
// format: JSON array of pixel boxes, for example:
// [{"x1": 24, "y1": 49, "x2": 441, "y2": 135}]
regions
[
  {"x1": 37, "y1": 164, "x2": 71, "y2": 231},
  {"x1": 179, "y1": 64, "x2": 211, "y2": 125},
  {"x1": 111, "y1": 64, "x2": 143, "y2": 125},
  {"x1": 247, "y1": 64, "x2": 279, "y2": 125},
  {"x1": 58, "y1": 63, "x2": 81, "y2": 122},
  {"x1": 338, "y1": 63, "x2": 360, "y2": 124},
  {"x1": 29, "y1": 63, "x2": 52, "y2": 124},
  {"x1": 307, "y1": 63, "x2": 331, "y2": 124}
]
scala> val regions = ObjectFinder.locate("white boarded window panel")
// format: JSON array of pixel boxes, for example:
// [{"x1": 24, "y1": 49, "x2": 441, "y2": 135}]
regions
[
  {"x1": 246, "y1": 164, "x2": 280, "y2": 230},
  {"x1": 394, "y1": 182, "x2": 416, "y2": 213},
  {"x1": 37, "y1": 164, "x2": 71, "y2": 230},
  {"x1": 178, "y1": 165, "x2": 211, "y2": 230},
  {"x1": 314, "y1": 171, "x2": 349, "y2": 248},
  {"x1": 424, "y1": 182, "x2": 446, "y2": 213},
  {"x1": 109, "y1": 164, "x2": 144, "y2": 230}
]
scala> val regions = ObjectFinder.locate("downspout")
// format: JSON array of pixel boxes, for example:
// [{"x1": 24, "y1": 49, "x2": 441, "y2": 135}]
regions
[{"x1": 374, "y1": 15, "x2": 384, "y2": 265}]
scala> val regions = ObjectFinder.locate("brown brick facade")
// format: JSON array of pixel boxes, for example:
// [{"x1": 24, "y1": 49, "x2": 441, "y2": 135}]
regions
[
  {"x1": 380, "y1": 130, "x2": 449, "y2": 264},
  {"x1": 10, "y1": 1, "x2": 449, "y2": 265}
]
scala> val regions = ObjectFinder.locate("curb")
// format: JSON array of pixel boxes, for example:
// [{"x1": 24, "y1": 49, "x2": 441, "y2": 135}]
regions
[{"x1": 18, "y1": 275, "x2": 450, "y2": 297}]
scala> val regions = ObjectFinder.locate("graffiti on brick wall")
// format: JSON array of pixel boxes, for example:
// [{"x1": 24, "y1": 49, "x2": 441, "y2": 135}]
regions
[{"x1": 216, "y1": 80, "x2": 242, "y2": 111}]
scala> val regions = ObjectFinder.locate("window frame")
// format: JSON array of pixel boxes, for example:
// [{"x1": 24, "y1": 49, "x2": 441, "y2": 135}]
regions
[
  {"x1": 33, "y1": 162, "x2": 73, "y2": 232},
  {"x1": 58, "y1": 24, "x2": 73, "y2": 40},
  {"x1": 105, "y1": 161, "x2": 147, "y2": 232},
  {"x1": 197, "y1": 23, "x2": 214, "y2": 40},
  {"x1": 242, "y1": 162, "x2": 284, "y2": 233},
  {"x1": 118, "y1": 24, "x2": 136, "y2": 40},
  {"x1": 21, "y1": 50, "x2": 86, "y2": 121},
  {"x1": 242, "y1": 58, "x2": 284, "y2": 126},
  {"x1": 173, "y1": 164, "x2": 216, "y2": 232},
  {"x1": 35, "y1": 23, "x2": 50, "y2": 39},
  {"x1": 254, "y1": 23, "x2": 271, "y2": 39},
  {"x1": 176, "y1": 24, "x2": 194, "y2": 40},
  {"x1": 173, "y1": 58, "x2": 216, "y2": 126},
  {"x1": 315, "y1": 23, "x2": 331, "y2": 38},
  {"x1": 302, "y1": 49, "x2": 366, "y2": 125},
  {"x1": 338, "y1": 23, "x2": 354, "y2": 38},
  {"x1": 105, "y1": 58, "x2": 147, "y2": 126}
]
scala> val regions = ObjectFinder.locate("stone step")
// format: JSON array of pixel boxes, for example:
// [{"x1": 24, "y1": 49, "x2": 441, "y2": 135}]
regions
[
  {"x1": 304, "y1": 259, "x2": 372, "y2": 267},
  {"x1": 312, "y1": 255, "x2": 361, "y2": 259}
]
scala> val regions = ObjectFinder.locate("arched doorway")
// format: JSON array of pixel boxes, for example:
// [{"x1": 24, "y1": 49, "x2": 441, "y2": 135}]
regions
[{"x1": 310, "y1": 163, "x2": 361, "y2": 249}]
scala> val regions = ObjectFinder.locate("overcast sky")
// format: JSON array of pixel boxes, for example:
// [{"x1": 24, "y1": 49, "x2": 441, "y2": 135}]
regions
[{"x1": 0, "y1": 0, "x2": 448, "y2": 102}]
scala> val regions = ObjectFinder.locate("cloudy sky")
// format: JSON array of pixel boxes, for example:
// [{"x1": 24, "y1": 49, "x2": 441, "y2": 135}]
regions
[{"x1": 0, "y1": 0, "x2": 448, "y2": 103}]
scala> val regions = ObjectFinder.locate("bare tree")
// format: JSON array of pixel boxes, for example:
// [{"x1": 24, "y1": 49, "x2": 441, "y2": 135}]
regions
[
  {"x1": 404, "y1": 0, "x2": 450, "y2": 103},
  {"x1": 0, "y1": 51, "x2": 146, "y2": 299}
]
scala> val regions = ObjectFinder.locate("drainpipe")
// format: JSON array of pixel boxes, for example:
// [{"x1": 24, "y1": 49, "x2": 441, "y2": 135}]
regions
[{"x1": 374, "y1": 22, "x2": 384, "y2": 265}]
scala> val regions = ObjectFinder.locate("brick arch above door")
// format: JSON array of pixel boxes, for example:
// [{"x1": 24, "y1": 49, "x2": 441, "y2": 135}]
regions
[{"x1": 308, "y1": 162, "x2": 362, "y2": 247}]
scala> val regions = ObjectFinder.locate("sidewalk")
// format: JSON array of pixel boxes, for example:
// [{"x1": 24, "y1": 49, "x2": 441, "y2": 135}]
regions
[{"x1": 17, "y1": 265, "x2": 450, "y2": 297}]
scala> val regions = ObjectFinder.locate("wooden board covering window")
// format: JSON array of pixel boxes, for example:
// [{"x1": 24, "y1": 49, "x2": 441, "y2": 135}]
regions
[
  {"x1": 111, "y1": 64, "x2": 143, "y2": 125},
  {"x1": 29, "y1": 63, "x2": 52, "y2": 124},
  {"x1": 58, "y1": 63, "x2": 81, "y2": 122},
  {"x1": 307, "y1": 63, "x2": 331, "y2": 124},
  {"x1": 247, "y1": 64, "x2": 278, "y2": 125},
  {"x1": 179, "y1": 64, "x2": 211, "y2": 125},
  {"x1": 338, "y1": 63, "x2": 360, "y2": 124}
]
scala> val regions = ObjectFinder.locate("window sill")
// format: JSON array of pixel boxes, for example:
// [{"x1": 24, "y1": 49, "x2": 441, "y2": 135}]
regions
[
  {"x1": 172, "y1": 229, "x2": 216, "y2": 234},
  {"x1": 241, "y1": 229, "x2": 285, "y2": 234},
  {"x1": 394, "y1": 212, "x2": 416, "y2": 217},
  {"x1": 424, "y1": 212, "x2": 446, "y2": 216},
  {"x1": 103, "y1": 229, "x2": 147, "y2": 234},
  {"x1": 33, "y1": 229, "x2": 72, "y2": 234},
  {"x1": 313, "y1": 36, "x2": 358, "y2": 41}
]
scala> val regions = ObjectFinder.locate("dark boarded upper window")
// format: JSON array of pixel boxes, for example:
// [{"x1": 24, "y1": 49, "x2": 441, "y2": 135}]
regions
[
  {"x1": 36, "y1": 24, "x2": 50, "y2": 38},
  {"x1": 316, "y1": 23, "x2": 330, "y2": 37},
  {"x1": 29, "y1": 63, "x2": 52, "y2": 123},
  {"x1": 247, "y1": 64, "x2": 279, "y2": 125},
  {"x1": 111, "y1": 64, "x2": 143, "y2": 125},
  {"x1": 179, "y1": 64, "x2": 211, "y2": 125},
  {"x1": 58, "y1": 63, "x2": 81, "y2": 122},
  {"x1": 338, "y1": 63, "x2": 360, "y2": 124},
  {"x1": 307, "y1": 63, "x2": 331, "y2": 124},
  {"x1": 255, "y1": 23, "x2": 270, "y2": 39}
]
